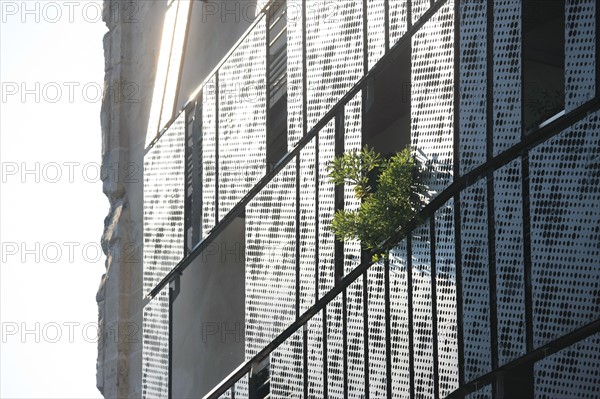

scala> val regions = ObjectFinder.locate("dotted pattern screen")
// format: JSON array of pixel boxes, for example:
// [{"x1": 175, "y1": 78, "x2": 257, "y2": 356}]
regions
[{"x1": 141, "y1": 0, "x2": 599, "y2": 397}]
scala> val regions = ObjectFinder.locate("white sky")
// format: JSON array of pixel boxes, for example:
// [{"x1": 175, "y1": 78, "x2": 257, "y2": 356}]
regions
[{"x1": 1, "y1": 1, "x2": 108, "y2": 397}]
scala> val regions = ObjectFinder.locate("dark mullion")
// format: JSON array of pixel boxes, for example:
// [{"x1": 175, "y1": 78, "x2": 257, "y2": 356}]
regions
[
  {"x1": 485, "y1": 0, "x2": 495, "y2": 163},
  {"x1": 342, "y1": 290, "x2": 348, "y2": 399},
  {"x1": 302, "y1": 0, "x2": 307, "y2": 137},
  {"x1": 323, "y1": 307, "x2": 329, "y2": 399},
  {"x1": 265, "y1": 8, "x2": 272, "y2": 174},
  {"x1": 168, "y1": 286, "x2": 173, "y2": 399},
  {"x1": 520, "y1": 1, "x2": 534, "y2": 355},
  {"x1": 362, "y1": 273, "x2": 370, "y2": 399},
  {"x1": 406, "y1": 234, "x2": 415, "y2": 399},
  {"x1": 361, "y1": 3, "x2": 369, "y2": 391},
  {"x1": 452, "y1": 0, "x2": 464, "y2": 389},
  {"x1": 597, "y1": 1, "x2": 600, "y2": 100},
  {"x1": 215, "y1": 75, "x2": 220, "y2": 223},
  {"x1": 315, "y1": 120, "x2": 325, "y2": 397},
  {"x1": 183, "y1": 105, "x2": 192, "y2": 255},
  {"x1": 301, "y1": 3, "x2": 308, "y2": 397},
  {"x1": 384, "y1": 0, "x2": 390, "y2": 52},
  {"x1": 193, "y1": 101, "x2": 204, "y2": 249},
  {"x1": 185, "y1": 102, "x2": 198, "y2": 254},
  {"x1": 486, "y1": 173, "x2": 499, "y2": 397},
  {"x1": 453, "y1": 194, "x2": 465, "y2": 387},
  {"x1": 363, "y1": 0, "x2": 369, "y2": 75},
  {"x1": 168, "y1": 276, "x2": 180, "y2": 399},
  {"x1": 294, "y1": 0, "x2": 301, "y2": 323},
  {"x1": 315, "y1": 132, "x2": 320, "y2": 301},
  {"x1": 384, "y1": 258, "x2": 392, "y2": 398},
  {"x1": 296, "y1": 155, "x2": 301, "y2": 321},
  {"x1": 335, "y1": 111, "x2": 345, "y2": 284},
  {"x1": 430, "y1": 218, "x2": 440, "y2": 399},
  {"x1": 486, "y1": 3, "x2": 499, "y2": 397},
  {"x1": 407, "y1": 0, "x2": 412, "y2": 30},
  {"x1": 303, "y1": 325, "x2": 308, "y2": 399},
  {"x1": 452, "y1": 0, "x2": 460, "y2": 180},
  {"x1": 522, "y1": 155, "x2": 533, "y2": 353},
  {"x1": 334, "y1": 110, "x2": 348, "y2": 398}
]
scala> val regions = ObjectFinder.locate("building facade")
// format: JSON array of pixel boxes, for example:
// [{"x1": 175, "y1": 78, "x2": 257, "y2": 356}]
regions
[{"x1": 99, "y1": 0, "x2": 599, "y2": 398}]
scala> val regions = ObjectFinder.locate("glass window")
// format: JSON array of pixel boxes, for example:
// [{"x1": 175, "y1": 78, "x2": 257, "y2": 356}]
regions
[
  {"x1": 523, "y1": 0, "x2": 565, "y2": 131},
  {"x1": 267, "y1": 1, "x2": 288, "y2": 171}
]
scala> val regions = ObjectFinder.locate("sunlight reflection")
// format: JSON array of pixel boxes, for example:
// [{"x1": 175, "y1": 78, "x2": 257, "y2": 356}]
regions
[{"x1": 145, "y1": 0, "x2": 191, "y2": 147}]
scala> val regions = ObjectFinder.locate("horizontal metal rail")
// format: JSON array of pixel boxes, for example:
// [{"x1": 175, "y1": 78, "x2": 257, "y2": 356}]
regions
[{"x1": 203, "y1": 96, "x2": 600, "y2": 398}]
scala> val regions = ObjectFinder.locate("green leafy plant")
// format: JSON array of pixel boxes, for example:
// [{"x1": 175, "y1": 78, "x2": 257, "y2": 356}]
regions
[{"x1": 327, "y1": 146, "x2": 425, "y2": 260}]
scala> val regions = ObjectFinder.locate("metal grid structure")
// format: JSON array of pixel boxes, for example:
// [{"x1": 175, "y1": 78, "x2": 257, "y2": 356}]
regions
[{"x1": 141, "y1": 0, "x2": 600, "y2": 398}]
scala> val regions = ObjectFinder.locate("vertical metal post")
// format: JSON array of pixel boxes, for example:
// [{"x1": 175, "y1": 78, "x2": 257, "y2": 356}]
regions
[
  {"x1": 452, "y1": 0, "x2": 465, "y2": 387},
  {"x1": 430, "y1": 218, "x2": 440, "y2": 399},
  {"x1": 384, "y1": 257, "x2": 392, "y2": 397},
  {"x1": 407, "y1": 234, "x2": 415, "y2": 398}
]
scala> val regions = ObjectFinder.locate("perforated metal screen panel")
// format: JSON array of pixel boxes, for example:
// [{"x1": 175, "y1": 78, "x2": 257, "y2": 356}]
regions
[
  {"x1": 494, "y1": 159, "x2": 526, "y2": 366},
  {"x1": 458, "y1": 0, "x2": 487, "y2": 176},
  {"x1": 492, "y1": 0, "x2": 521, "y2": 156},
  {"x1": 307, "y1": 311, "x2": 325, "y2": 397},
  {"x1": 389, "y1": 241, "x2": 411, "y2": 397},
  {"x1": 534, "y1": 333, "x2": 600, "y2": 399},
  {"x1": 142, "y1": 287, "x2": 170, "y2": 399},
  {"x1": 565, "y1": 0, "x2": 596, "y2": 111},
  {"x1": 139, "y1": 1, "x2": 600, "y2": 397},
  {"x1": 245, "y1": 161, "x2": 297, "y2": 358},
  {"x1": 460, "y1": 178, "x2": 492, "y2": 382},
  {"x1": 143, "y1": 109, "x2": 183, "y2": 397},
  {"x1": 344, "y1": 94, "x2": 365, "y2": 398},
  {"x1": 411, "y1": 222, "x2": 435, "y2": 398},
  {"x1": 465, "y1": 384, "x2": 492, "y2": 399},
  {"x1": 287, "y1": 0, "x2": 304, "y2": 150},
  {"x1": 367, "y1": 0, "x2": 386, "y2": 70},
  {"x1": 218, "y1": 18, "x2": 267, "y2": 219},
  {"x1": 412, "y1": 0, "x2": 430, "y2": 25},
  {"x1": 271, "y1": 331, "x2": 304, "y2": 397},
  {"x1": 367, "y1": 262, "x2": 387, "y2": 397},
  {"x1": 314, "y1": 120, "x2": 336, "y2": 395},
  {"x1": 201, "y1": 76, "x2": 217, "y2": 238},
  {"x1": 411, "y1": 0, "x2": 454, "y2": 197},
  {"x1": 530, "y1": 111, "x2": 600, "y2": 348},
  {"x1": 317, "y1": 120, "x2": 336, "y2": 299},
  {"x1": 306, "y1": 0, "x2": 363, "y2": 128},
  {"x1": 388, "y1": 0, "x2": 408, "y2": 47},
  {"x1": 326, "y1": 296, "x2": 345, "y2": 398},
  {"x1": 435, "y1": 202, "x2": 459, "y2": 397},
  {"x1": 143, "y1": 113, "x2": 185, "y2": 296},
  {"x1": 343, "y1": 93, "x2": 363, "y2": 276},
  {"x1": 299, "y1": 137, "x2": 317, "y2": 315}
]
